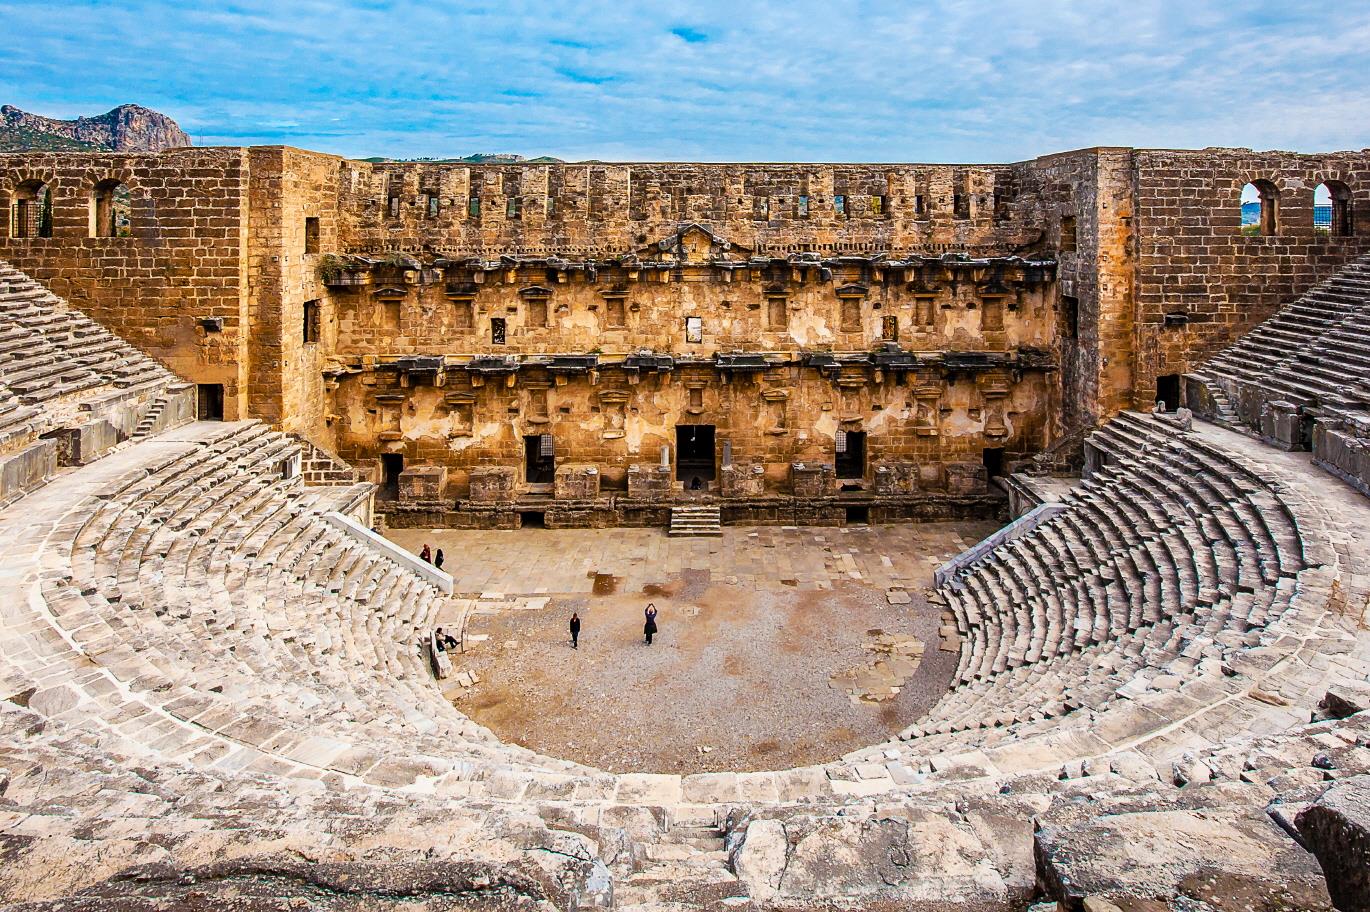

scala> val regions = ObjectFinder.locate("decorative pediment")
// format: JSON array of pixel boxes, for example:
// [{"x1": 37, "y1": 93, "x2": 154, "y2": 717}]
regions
[
  {"x1": 642, "y1": 223, "x2": 751, "y2": 264},
  {"x1": 372, "y1": 286, "x2": 408, "y2": 298},
  {"x1": 519, "y1": 285, "x2": 553, "y2": 299},
  {"x1": 835, "y1": 283, "x2": 869, "y2": 299}
]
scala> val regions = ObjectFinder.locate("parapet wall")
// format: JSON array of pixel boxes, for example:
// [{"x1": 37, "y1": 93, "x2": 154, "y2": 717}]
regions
[
  {"x1": 4, "y1": 143, "x2": 1370, "y2": 507},
  {"x1": 0, "y1": 148, "x2": 254, "y2": 417},
  {"x1": 337, "y1": 161, "x2": 1045, "y2": 258},
  {"x1": 1132, "y1": 148, "x2": 1370, "y2": 405}
]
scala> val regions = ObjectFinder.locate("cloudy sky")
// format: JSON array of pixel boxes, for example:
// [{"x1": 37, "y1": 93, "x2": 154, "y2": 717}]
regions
[{"x1": 2, "y1": 0, "x2": 1366, "y2": 162}]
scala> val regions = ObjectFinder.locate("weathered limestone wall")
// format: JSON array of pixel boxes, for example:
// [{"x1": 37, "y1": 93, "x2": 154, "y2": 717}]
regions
[
  {"x1": 0, "y1": 148, "x2": 252, "y2": 418},
  {"x1": 245, "y1": 146, "x2": 343, "y2": 443},
  {"x1": 1131, "y1": 148, "x2": 1370, "y2": 406},
  {"x1": 329, "y1": 252, "x2": 1056, "y2": 358},
  {"x1": 1013, "y1": 148, "x2": 1136, "y2": 428},
  {"x1": 7, "y1": 143, "x2": 1370, "y2": 509},
  {"x1": 337, "y1": 161, "x2": 1046, "y2": 257},
  {"x1": 333, "y1": 363, "x2": 1053, "y2": 499}
]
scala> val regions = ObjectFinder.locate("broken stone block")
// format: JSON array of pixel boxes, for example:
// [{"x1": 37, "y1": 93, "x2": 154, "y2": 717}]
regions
[
  {"x1": 397, "y1": 464, "x2": 446, "y2": 501},
  {"x1": 627, "y1": 462, "x2": 671, "y2": 498},
  {"x1": 554, "y1": 463, "x2": 600, "y2": 500},
  {"x1": 1035, "y1": 805, "x2": 1333, "y2": 910},
  {"x1": 872, "y1": 460, "x2": 918, "y2": 495},
  {"x1": 1296, "y1": 774, "x2": 1370, "y2": 912},
  {"x1": 1321, "y1": 682, "x2": 1370, "y2": 719},
  {"x1": 789, "y1": 462, "x2": 833, "y2": 497},
  {"x1": 468, "y1": 465, "x2": 517, "y2": 502},
  {"x1": 720, "y1": 460, "x2": 766, "y2": 497}
]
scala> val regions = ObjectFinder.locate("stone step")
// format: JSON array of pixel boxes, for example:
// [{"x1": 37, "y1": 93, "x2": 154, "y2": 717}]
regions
[{"x1": 669, "y1": 503, "x2": 722, "y2": 536}]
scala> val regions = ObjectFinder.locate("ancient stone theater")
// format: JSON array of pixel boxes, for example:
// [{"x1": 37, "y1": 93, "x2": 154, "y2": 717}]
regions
[{"x1": 0, "y1": 143, "x2": 1368, "y2": 910}]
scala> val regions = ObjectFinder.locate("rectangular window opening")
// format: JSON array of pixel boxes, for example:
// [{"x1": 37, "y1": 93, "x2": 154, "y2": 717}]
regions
[
  {"x1": 491, "y1": 317, "x2": 507, "y2": 344},
  {"x1": 767, "y1": 296, "x2": 788, "y2": 331},
  {"x1": 452, "y1": 299, "x2": 474, "y2": 329},
  {"x1": 303, "y1": 299, "x2": 320, "y2": 344},
  {"x1": 1062, "y1": 294, "x2": 1080, "y2": 341},
  {"x1": 844, "y1": 505, "x2": 869, "y2": 525},
  {"x1": 197, "y1": 384, "x2": 225, "y2": 421},
  {"x1": 685, "y1": 316, "x2": 703, "y2": 343},
  {"x1": 1061, "y1": 215, "x2": 1078, "y2": 253},
  {"x1": 881, "y1": 314, "x2": 899, "y2": 341},
  {"x1": 304, "y1": 217, "x2": 319, "y2": 255},
  {"x1": 840, "y1": 298, "x2": 861, "y2": 333},
  {"x1": 982, "y1": 447, "x2": 1005, "y2": 478},
  {"x1": 527, "y1": 298, "x2": 548, "y2": 328}
]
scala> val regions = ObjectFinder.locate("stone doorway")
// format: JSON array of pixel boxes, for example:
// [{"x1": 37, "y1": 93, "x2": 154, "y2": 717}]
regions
[
  {"x1": 524, "y1": 435, "x2": 555, "y2": 486},
  {"x1": 1156, "y1": 374, "x2": 1181, "y2": 412},
  {"x1": 380, "y1": 453, "x2": 404, "y2": 500},
  {"x1": 836, "y1": 430, "x2": 866, "y2": 481},
  {"x1": 676, "y1": 425, "x2": 716, "y2": 490},
  {"x1": 196, "y1": 383, "x2": 224, "y2": 421}
]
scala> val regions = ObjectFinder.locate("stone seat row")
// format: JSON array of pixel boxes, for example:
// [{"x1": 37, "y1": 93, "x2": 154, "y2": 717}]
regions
[
  {"x1": 1198, "y1": 256, "x2": 1370, "y2": 421},
  {"x1": 5, "y1": 421, "x2": 591, "y2": 789},
  {"x1": 0, "y1": 263, "x2": 176, "y2": 411},
  {"x1": 1203, "y1": 258, "x2": 1370, "y2": 384},
  {"x1": 927, "y1": 411, "x2": 1307, "y2": 744}
]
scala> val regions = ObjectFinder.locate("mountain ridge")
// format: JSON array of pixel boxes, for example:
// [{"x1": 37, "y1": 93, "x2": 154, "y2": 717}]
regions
[{"x1": 0, "y1": 104, "x2": 190, "y2": 152}]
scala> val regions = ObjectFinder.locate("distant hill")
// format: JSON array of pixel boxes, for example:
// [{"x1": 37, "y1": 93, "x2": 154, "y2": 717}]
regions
[
  {"x1": 0, "y1": 104, "x2": 190, "y2": 152},
  {"x1": 1243, "y1": 201, "x2": 1332, "y2": 227}
]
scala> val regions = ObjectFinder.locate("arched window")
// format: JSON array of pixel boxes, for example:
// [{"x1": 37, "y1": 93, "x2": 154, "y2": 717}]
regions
[
  {"x1": 11, "y1": 180, "x2": 52, "y2": 238},
  {"x1": 1315, "y1": 181, "x2": 1353, "y2": 237},
  {"x1": 1241, "y1": 180, "x2": 1279, "y2": 236},
  {"x1": 90, "y1": 179, "x2": 131, "y2": 238}
]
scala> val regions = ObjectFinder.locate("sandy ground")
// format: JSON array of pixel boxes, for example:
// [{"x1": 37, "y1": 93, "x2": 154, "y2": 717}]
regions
[{"x1": 386, "y1": 523, "x2": 996, "y2": 774}]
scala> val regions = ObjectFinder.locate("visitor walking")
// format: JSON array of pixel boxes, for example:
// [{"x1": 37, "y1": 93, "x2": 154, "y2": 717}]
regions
[
  {"x1": 644, "y1": 603, "x2": 658, "y2": 645},
  {"x1": 569, "y1": 612, "x2": 581, "y2": 649},
  {"x1": 434, "y1": 548, "x2": 445, "y2": 570},
  {"x1": 420, "y1": 544, "x2": 432, "y2": 564}
]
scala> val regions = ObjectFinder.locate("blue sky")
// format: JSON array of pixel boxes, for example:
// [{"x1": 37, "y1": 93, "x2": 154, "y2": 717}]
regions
[{"x1": 2, "y1": 0, "x2": 1367, "y2": 162}]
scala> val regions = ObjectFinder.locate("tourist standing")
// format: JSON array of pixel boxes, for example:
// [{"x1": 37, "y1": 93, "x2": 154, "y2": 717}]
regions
[
  {"x1": 644, "y1": 603, "x2": 658, "y2": 645},
  {"x1": 420, "y1": 544, "x2": 432, "y2": 564},
  {"x1": 434, "y1": 548, "x2": 445, "y2": 570},
  {"x1": 569, "y1": 612, "x2": 581, "y2": 649}
]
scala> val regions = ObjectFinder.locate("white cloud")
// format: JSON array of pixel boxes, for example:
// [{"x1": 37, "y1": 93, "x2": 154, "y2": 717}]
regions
[{"x1": 0, "y1": 0, "x2": 1364, "y2": 160}]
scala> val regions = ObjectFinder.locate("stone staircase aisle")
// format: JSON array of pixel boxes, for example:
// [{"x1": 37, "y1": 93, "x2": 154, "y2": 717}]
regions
[
  {"x1": 669, "y1": 503, "x2": 722, "y2": 537},
  {"x1": 1189, "y1": 371, "x2": 1241, "y2": 426}
]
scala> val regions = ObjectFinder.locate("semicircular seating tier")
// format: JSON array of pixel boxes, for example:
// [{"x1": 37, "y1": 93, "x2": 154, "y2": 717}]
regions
[
  {"x1": 2, "y1": 262, "x2": 1370, "y2": 910},
  {"x1": 1194, "y1": 254, "x2": 1370, "y2": 416},
  {"x1": 0, "y1": 418, "x2": 600, "y2": 789},
  {"x1": 0, "y1": 260, "x2": 190, "y2": 504}
]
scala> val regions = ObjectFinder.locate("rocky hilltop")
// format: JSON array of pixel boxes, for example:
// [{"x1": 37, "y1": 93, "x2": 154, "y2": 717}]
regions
[{"x1": 0, "y1": 103, "x2": 190, "y2": 152}]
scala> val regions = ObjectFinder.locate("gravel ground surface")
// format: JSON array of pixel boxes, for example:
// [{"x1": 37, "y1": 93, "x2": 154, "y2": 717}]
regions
[{"x1": 388, "y1": 522, "x2": 998, "y2": 774}]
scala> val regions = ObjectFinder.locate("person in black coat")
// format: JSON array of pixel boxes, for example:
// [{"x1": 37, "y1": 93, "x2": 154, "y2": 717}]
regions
[
  {"x1": 434, "y1": 548, "x2": 445, "y2": 570},
  {"x1": 569, "y1": 612, "x2": 581, "y2": 649},
  {"x1": 644, "y1": 603, "x2": 658, "y2": 645}
]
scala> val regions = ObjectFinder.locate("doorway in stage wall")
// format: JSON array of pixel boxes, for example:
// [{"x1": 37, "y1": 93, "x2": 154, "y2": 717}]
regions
[
  {"x1": 524, "y1": 434, "x2": 555, "y2": 486},
  {"x1": 676, "y1": 425, "x2": 715, "y2": 491},
  {"x1": 380, "y1": 453, "x2": 404, "y2": 500},
  {"x1": 835, "y1": 430, "x2": 866, "y2": 481}
]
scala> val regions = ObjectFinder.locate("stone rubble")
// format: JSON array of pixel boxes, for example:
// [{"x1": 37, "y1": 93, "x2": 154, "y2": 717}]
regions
[{"x1": 0, "y1": 260, "x2": 1369, "y2": 908}]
